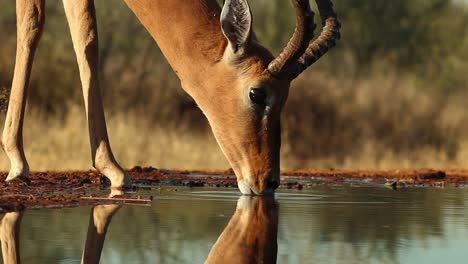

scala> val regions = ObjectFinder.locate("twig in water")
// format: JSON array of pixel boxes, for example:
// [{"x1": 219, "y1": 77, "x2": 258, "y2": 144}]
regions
[{"x1": 80, "y1": 196, "x2": 152, "y2": 205}]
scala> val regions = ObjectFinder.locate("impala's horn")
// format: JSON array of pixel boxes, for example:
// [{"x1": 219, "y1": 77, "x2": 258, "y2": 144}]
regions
[{"x1": 267, "y1": 0, "x2": 341, "y2": 80}]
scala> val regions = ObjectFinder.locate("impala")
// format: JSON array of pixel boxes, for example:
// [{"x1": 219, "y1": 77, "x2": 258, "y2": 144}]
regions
[{"x1": 2, "y1": 0, "x2": 340, "y2": 195}]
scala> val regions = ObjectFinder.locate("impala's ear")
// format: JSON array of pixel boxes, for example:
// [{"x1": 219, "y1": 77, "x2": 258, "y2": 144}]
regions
[{"x1": 220, "y1": 0, "x2": 253, "y2": 54}]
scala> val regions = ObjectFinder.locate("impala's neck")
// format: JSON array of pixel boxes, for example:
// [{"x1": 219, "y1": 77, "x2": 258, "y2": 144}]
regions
[
  {"x1": 124, "y1": 0, "x2": 284, "y2": 196},
  {"x1": 124, "y1": 0, "x2": 227, "y2": 86}
]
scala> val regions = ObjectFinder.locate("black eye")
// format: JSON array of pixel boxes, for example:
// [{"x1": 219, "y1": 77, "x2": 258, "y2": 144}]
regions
[{"x1": 249, "y1": 88, "x2": 267, "y2": 105}]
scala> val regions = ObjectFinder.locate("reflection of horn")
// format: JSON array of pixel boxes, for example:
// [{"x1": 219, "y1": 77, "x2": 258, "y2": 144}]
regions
[
  {"x1": 205, "y1": 196, "x2": 279, "y2": 264},
  {"x1": 81, "y1": 205, "x2": 121, "y2": 264},
  {"x1": 0, "y1": 211, "x2": 23, "y2": 264}
]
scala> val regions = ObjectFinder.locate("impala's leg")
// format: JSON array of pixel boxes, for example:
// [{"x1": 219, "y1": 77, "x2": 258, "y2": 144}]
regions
[
  {"x1": 1, "y1": 0, "x2": 45, "y2": 183},
  {"x1": 62, "y1": 0, "x2": 130, "y2": 188}
]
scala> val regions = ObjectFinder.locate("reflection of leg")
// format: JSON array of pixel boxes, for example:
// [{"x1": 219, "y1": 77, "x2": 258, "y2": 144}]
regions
[
  {"x1": 81, "y1": 205, "x2": 121, "y2": 264},
  {"x1": 62, "y1": 0, "x2": 130, "y2": 188},
  {"x1": 1, "y1": 0, "x2": 45, "y2": 183},
  {"x1": 0, "y1": 212, "x2": 24, "y2": 264}
]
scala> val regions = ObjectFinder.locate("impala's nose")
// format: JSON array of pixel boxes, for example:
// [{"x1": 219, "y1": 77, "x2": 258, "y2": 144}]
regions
[
  {"x1": 266, "y1": 179, "x2": 280, "y2": 190},
  {"x1": 262, "y1": 179, "x2": 279, "y2": 195}
]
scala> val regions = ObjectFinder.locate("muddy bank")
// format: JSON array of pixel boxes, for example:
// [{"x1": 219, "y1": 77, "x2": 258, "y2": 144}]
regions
[{"x1": 1, "y1": 167, "x2": 468, "y2": 212}]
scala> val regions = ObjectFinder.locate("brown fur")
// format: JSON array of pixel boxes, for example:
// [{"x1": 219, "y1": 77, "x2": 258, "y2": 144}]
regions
[
  {"x1": 205, "y1": 197, "x2": 278, "y2": 263},
  {"x1": 125, "y1": 0, "x2": 291, "y2": 194},
  {"x1": 4, "y1": 0, "x2": 294, "y2": 194}
]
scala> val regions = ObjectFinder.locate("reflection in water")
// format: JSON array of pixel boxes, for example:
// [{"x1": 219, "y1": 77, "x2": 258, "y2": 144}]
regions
[
  {"x1": 82, "y1": 205, "x2": 121, "y2": 264},
  {"x1": 206, "y1": 196, "x2": 278, "y2": 264},
  {"x1": 0, "y1": 211, "x2": 23, "y2": 264},
  {"x1": 0, "y1": 205, "x2": 121, "y2": 264},
  {"x1": 0, "y1": 187, "x2": 467, "y2": 263}
]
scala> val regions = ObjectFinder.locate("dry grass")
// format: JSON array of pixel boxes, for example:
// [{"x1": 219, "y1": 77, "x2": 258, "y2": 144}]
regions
[
  {"x1": 1, "y1": 1, "x2": 468, "y2": 172},
  {"x1": 0, "y1": 105, "x2": 228, "y2": 172},
  {"x1": 280, "y1": 68, "x2": 468, "y2": 170},
  {"x1": 2, "y1": 70, "x2": 468, "y2": 173}
]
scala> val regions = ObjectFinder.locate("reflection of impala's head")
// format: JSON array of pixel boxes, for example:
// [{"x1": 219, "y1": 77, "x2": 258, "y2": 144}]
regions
[
  {"x1": 189, "y1": 0, "x2": 340, "y2": 195},
  {"x1": 205, "y1": 196, "x2": 279, "y2": 263}
]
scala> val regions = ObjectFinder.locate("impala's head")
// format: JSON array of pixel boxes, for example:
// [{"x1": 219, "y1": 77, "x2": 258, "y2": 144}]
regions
[{"x1": 192, "y1": 0, "x2": 340, "y2": 195}]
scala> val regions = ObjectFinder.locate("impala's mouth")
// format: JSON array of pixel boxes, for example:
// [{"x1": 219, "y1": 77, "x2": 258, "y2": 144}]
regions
[
  {"x1": 237, "y1": 179, "x2": 275, "y2": 196},
  {"x1": 238, "y1": 180, "x2": 256, "y2": 195}
]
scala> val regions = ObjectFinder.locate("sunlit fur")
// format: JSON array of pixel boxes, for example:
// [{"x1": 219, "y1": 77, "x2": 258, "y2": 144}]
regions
[
  {"x1": 209, "y1": 47, "x2": 290, "y2": 195},
  {"x1": 4, "y1": 0, "x2": 289, "y2": 194},
  {"x1": 124, "y1": 0, "x2": 290, "y2": 195},
  {"x1": 3, "y1": 0, "x2": 132, "y2": 188}
]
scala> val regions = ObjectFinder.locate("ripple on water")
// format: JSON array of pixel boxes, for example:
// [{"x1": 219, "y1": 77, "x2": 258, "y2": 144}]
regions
[
  {"x1": 170, "y1": 190, "x2": 241, "y2": 202},
  {"x1": 157, "y1": 189, "x2": 390, "y2": 207},
  {"x1": 156, "y1": 189, "x2": 389, "y2": 206},
  {"x1": 166, "y1": 189, "x2": 354, "y2": 207}
]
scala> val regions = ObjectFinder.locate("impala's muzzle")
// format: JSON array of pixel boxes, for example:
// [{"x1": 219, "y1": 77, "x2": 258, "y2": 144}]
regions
[{"x1": 238, "y1": 175, "x2": 280, "y2": 196}]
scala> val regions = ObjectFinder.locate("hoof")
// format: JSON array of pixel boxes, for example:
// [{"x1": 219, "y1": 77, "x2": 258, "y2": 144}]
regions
[
  {"x1": 109, "y1": 172, "x2": 132, "y2": 189},
  {"x1": 109, "y1": 183, "x2": 137, "y2": 198},
  {"x1": 96, "y1": 162, "x2": 132, "y2": 189},
  {"x1": 6, "y1": 174, "x2": 31, "y2": 185},
  {"x1": 6, "y1": 166, "x2": 30, "y2": 185}
]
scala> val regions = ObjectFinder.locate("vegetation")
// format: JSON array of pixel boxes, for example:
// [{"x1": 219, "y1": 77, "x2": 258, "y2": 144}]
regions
[{"x1": 0, "y1": 0, "x2": 468, "y2": 171}]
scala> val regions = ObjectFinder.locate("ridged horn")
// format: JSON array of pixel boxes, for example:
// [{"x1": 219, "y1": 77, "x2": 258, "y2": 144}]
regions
[
  {"x1": 267, "y1": 0, "x2": 316, "y2": 79},
  {"x1": 267, "y1": 0, "x2": 341, "y2": 81}
]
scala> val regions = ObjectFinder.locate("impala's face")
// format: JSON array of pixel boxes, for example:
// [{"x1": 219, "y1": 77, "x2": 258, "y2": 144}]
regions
[
  {"x1": 194, "y1": 49, "x2": 290, "y2": 195},
  {"x1": 230, "y1": 74, "x2": 289, "y2": 195},
  {"x1": 185, "y1": 0, "x2": 295, "y2": 195},
  {"x1": 191, "y1": 0, "x2": 340, "y2": 194}
]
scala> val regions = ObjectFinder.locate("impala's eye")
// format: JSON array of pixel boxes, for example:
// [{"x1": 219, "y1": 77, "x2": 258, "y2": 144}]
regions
[{"x1": 249, "y1": 88, "x2": 267, "y2": 105}]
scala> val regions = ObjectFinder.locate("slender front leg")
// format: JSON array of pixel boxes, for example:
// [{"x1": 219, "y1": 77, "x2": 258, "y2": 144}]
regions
[
  {"x1": 62, "y1": 0, "x2": 130, "y2": 188},
  {"x1": 0, "y1": 211, "x2": 24, "y2": 264},
  {"x1": 1, "y1": 0, "x2": 45, "y2": 183},
  {"x1": 81, "y1": 205, "x2": 121, "y2": 264}
]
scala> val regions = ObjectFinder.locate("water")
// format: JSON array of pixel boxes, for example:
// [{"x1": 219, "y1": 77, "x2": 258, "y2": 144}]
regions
[{"x1": 1, "y1": 186, "x2": 468, "y2": 264}]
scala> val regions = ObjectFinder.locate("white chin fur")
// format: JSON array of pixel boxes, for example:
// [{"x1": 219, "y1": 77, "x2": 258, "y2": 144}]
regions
[{"x1": 238, "y1": 180, "x2": 255, "y2": 195}]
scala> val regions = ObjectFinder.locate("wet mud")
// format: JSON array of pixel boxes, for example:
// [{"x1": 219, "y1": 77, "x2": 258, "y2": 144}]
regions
[{"x1": 1, "y1": 166, "x2": 468, "y2": 212}]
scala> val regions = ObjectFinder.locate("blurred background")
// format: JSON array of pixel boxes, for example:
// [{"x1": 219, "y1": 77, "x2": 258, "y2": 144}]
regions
[{"x1": 0, "y1": 0, "x2": 467, "y2": 171}]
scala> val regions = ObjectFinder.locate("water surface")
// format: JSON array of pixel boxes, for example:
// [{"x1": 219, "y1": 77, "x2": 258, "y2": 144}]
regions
[{"x1": 1, "y1": 186, "x2": 468, "y2": 264}]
